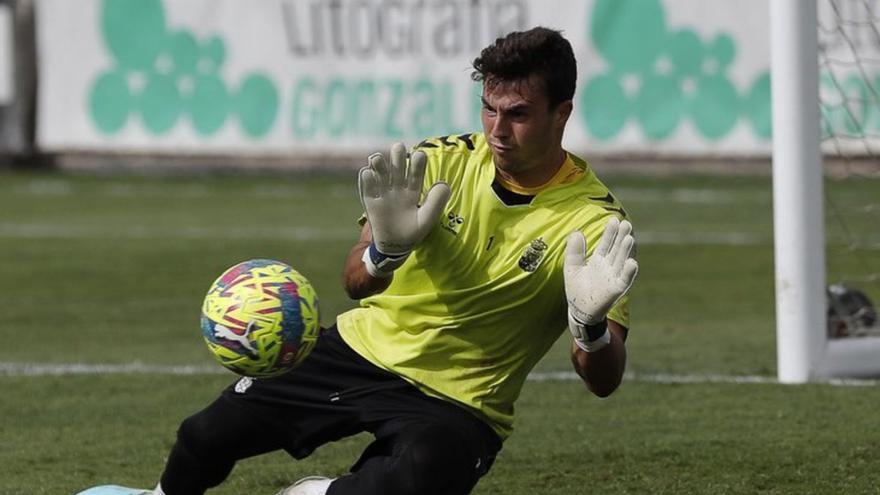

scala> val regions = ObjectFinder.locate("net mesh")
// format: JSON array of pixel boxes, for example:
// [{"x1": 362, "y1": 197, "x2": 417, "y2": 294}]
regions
[{"x1": 817, "y1": 0, "x2": 880, "y2": 337}]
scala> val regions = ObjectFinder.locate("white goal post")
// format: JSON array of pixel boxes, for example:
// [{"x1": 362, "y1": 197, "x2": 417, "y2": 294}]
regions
[{"x1": 771, "y1": 0, "x2": 880, "y2": 383}]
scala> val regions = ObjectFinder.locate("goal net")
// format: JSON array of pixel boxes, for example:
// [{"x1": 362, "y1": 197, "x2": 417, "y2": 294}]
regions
[
  {"x1": 772, "y1": 0, "x2": 880, "y2": 382},
  {"x1": 818, "y1": 0, "x2": 879, "y2": 340}
]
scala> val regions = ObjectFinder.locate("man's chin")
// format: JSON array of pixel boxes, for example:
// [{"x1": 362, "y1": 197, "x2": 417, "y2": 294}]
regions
[{"x1": 491, "y1": 154, "x2": 518, "y2": 172}]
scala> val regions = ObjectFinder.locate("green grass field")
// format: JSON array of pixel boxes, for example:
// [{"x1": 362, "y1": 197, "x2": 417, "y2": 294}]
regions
[{"x1": 1, "y1": 169, "x2": 878, "y2": 494}]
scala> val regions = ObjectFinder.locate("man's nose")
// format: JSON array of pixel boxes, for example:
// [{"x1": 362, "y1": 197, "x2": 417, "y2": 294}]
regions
[{"x1": 491, "y1": 114, "x2": 511, "y2": 138}]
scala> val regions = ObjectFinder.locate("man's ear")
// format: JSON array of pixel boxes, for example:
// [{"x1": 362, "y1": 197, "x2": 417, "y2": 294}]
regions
[{"x1": 555, "y1": 100, "x2": 573, "y2": 128}]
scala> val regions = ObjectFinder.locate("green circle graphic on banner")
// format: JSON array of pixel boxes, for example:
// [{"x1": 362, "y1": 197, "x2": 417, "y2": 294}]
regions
[
  {"x1": 90, "y1": 70, "x2": 132, "y2": 134},
  {"x1": 581, "y1": 74, "x2": 629, "y2": 140},
  {"x1": 140, "y1": 72, "x2": 182, "y2": 134},
  {"x1": 236, "y1": 74, "x2": 279, "y2": 138},
  {"x1": 668, "y1": 29, "x2": 703, "y2": 78},
  {"x1": 591, "y1": 0, "x2": 666, "y2": 74},
  {"x1": 636, "y1": 73, "x2": 684, "y2": 140},
  {"x1": 708, "y1": 33, "x2": 737, "y2": 70},
  {"x1": 166, "y1": 30, "x2": 199, "y2": 76},
  {"x1": 101, "y1": 0, "x2": 167, "y2": 70},
  {"x1": 201, "y1": 36, "x2": 227, "y2": 74},
  {"x1": 190, "y1": 74, "x2": 230, "y2": 136},
  {"x1": 691, "y1": 74, "x2": 740, "y2": 139},
  {"x1": 745, "y1": 72, "x2": 772, "y2": 139}
]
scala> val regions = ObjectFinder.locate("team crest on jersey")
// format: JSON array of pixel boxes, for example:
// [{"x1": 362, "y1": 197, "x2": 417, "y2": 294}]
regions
[
  {"x1": 442, "y1": 211, "x2": 465, "y2": 235},
  {"x1": 518, "y1": 238, "x2": 548, "y2": 272}
]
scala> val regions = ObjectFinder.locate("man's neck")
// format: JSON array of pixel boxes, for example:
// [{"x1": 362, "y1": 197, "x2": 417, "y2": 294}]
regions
[{"x1": 495, "y1": 148, "x2": 568, "y2": 190}]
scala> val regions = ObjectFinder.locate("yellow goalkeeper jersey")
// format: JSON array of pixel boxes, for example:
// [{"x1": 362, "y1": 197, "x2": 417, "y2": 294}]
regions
[{"x1": 337, "y1": 132, "x2": 630, "y2": 439}]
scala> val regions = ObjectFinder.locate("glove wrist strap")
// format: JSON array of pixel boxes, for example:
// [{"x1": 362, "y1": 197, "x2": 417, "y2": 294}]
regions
[
  {"x1": 568, "y1": 310, "x2": 611, "y2": 353},
  {"x1": 362, "y1": 243, "x2": 410, "y2": 278}
]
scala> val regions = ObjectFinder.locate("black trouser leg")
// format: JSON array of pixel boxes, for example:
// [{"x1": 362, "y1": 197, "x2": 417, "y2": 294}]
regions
[
  {"x1": 159, "y1": 397, "x2": 288, "y2": 495},
  {"x1": 328, "y1": 423, "x2": 486, "y2": 495}
]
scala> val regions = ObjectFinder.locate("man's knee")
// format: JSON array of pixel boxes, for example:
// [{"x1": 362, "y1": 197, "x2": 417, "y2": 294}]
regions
[
  {"x1": 177, "y1": 412, "x2": 225, "y2": 459},
  {"x1": 386, "y1": 425, "x2": 482, "y2": 495},
  {"x1": 175, "y1": 399, "x2": 268, "y2": 462},
  {"x1": 161, "y1": 413, "x2": 237, "y2": 495}
]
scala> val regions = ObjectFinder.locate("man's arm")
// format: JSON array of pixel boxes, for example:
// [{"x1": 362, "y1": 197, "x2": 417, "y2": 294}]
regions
[
  {"x1": 342, "y1": 221, "x2": 393, "y2": 300},
  {"x1": 563, "y1": 218, "x2": 638, "y2": 398},
  {"x1": 345, "y1": 142, "x2": 450, "y2": 299},
  {"x1": 570, "y1": 320, "x2": 627, "y2": 397}
]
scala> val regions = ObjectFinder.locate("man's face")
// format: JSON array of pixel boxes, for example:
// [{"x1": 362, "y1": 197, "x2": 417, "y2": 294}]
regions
[{"x1": 480, "y1": 75, "x2": 571, "y2": 178}]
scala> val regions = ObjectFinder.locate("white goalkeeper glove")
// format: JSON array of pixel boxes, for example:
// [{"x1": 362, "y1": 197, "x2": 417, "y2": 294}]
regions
[
  {"x1": 564, "y1": 218, "x2": 639, "y2": 352},
  {"x1": 358, "y1": 142, "x2": 451, "y2": 278}
]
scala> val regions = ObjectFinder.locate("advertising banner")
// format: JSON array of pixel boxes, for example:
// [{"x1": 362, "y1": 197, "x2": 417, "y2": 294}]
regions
[{"x1": 36, "y1": 0, "x2": 785, "y2": 156}]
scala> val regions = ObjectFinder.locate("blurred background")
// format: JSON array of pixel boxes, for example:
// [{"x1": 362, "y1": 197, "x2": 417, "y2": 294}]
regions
[{"x1": 0, "y1": 0, "x2": 878, "y2": 493}]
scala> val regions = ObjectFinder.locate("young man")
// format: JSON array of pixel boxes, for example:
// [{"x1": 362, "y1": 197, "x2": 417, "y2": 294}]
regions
[{"x1": 79, "y1": 26, "x2": 637, "y2": 495}]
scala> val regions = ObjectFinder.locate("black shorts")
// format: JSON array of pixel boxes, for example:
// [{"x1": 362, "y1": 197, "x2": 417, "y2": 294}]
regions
[{"x1": 218, "y1": 324, "x2": 502, "y2": 477}]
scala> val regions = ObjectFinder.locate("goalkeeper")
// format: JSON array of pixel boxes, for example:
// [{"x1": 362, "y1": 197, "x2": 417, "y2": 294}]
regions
[{"x1": 82, "y1": 27, "x2": 637, "y2": 495}]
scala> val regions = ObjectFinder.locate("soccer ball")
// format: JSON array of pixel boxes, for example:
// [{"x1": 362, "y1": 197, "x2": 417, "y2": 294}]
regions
[{"x1": 200, "y1": 259, "x2": 320, "y2": 377}]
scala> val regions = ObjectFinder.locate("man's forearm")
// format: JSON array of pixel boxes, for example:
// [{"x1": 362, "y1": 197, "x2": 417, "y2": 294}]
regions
[
  {"x1": 570, "y1": 324, "x2": 627, "y2": 398},
  {"x1": 342, "y1": 240, "x2": 393, "y2": 300}
]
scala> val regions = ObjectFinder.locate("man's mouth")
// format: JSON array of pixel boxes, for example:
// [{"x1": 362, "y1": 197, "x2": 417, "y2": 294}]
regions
[{"x1": 491, "y1": 142, "x2": 513, "y2": 153}]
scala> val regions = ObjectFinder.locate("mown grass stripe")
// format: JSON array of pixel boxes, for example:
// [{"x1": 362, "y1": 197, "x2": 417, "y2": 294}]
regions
[
  {"x1": 0, "y1": 223, "x2": 771, "y2": 245},
  {"x1": 2, "y1": 361, "x2": 878, "y2": 386}
]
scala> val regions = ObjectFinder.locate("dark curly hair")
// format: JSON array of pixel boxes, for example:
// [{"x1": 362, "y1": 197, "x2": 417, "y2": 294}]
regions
[{"x1": 471, "y1": 27, "x2": 577, "y2": 108}]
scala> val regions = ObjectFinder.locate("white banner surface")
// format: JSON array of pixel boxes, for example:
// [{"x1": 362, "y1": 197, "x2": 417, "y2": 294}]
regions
[{"x1": 35, "y1": 0, "x2": 790, "y2": 156}]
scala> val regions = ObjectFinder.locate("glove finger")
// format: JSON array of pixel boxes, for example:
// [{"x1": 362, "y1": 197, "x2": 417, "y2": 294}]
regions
[
  {"x1": 415, "y1": 181, "x2": 451, "y2": 238},
  {"x1": 608, "y1": 218, "x2": 629, "y2": 252},
  {"x1": 617, "y1": 219, "x2": 633, "y2": 239},
  {"x1": 358, "y1": 166, "x2": 381, "y2": 202},
  {"x1": 389, "y1": 142, "x2": 408, "y2": 188},
  {"x1": 620, "y1": 258, "x2": 639, "y2": 291},
  {"x1": 368, "y1": 152, "x2": 390, "y2": 190},
  {"x1": 593, "y1": 217, "x2": 620, "y2": 258},
  {"x1": 564, "y1": 231, "x2": 587, "y2": 268},
  {"x1": 609, "y1": 219, "x2": 633, "y2": 268},
  {"x1": 611, "y1": 233, "x2": 635, "y2": 274},
  {"x1": 407, "y1": 150, "x2": 428, "y2": 193}
]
